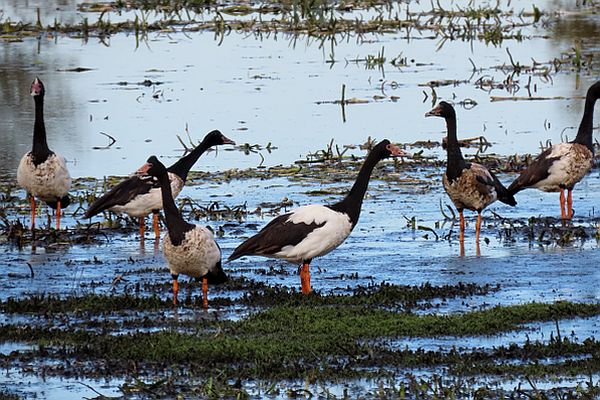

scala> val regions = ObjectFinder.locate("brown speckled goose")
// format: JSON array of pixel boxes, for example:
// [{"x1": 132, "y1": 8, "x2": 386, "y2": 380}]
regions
[
  {"x1": 84, "y1": 130, "x2": 235, "y2": 239},
  {"x1": 508, "y1": 81, "x2": 599, "y2": 220},
  {"x1": 17, "y1": 78, "x2": 71, "y2": 231},
  {"x1": 425, "y1": 101, "x2": 516, "y2": 242},
  {"x1": 137, "y1": 156, "x2": 227, "y2": 308},
  {"x1": 228, "y1": 140, "x2": 407, "y2": 294}
]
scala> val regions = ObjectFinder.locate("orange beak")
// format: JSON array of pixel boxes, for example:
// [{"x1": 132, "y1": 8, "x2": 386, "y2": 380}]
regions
[
  {"x1": 387, "y1": 143, "x2": 410, "y2": 157},
  {"x1": 222, "y1": 135, "x2": 236, "y2": 145},
  {"x1": 136, "y1": 162, "x2": 152, "y2": 175}
]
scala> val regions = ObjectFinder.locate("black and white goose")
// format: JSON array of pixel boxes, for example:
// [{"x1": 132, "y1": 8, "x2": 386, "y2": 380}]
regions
[
  {"x1": 228, "y1": 140, "x2": 407, "y2": 294},
  {"x1": 17, "y1": 77, "x2": 71, "y2": 231},
  {"x1": 508, "y1": 81, "x2": 600, "y2": 220},
  {"x1": 137, "y1": 156, "x2": 227, "y2": 307},
  {"x1": 84, "y1": 130, "x2": 235, "y2": 238},
  {"x1": 425, "y1": 101, "x2": 516, "y2": 242}
]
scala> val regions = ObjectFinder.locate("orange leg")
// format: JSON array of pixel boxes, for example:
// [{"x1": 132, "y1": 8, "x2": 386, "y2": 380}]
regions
[
  {"x1": 475, "y1": 212, "x2": 482, "y2": 243},
  {"x1": 567, "y1": 189, "x2": 573, "y2": 220},
  {"x1": 56, "y1": 200, "x2": 61, "y2": 230},
  {"x1": 139, "y1": 217, "x2": 145, "y2": 238},
  {"x1": 202, "y1": 277, "x2": 209, "y2": 309},
  {"x1": 152, "y1": 212, "x2": 160, "y2": 239},
  {"x1": 459, "y1": 210, "x2": 465, "y2": 243},
  {"x1": 29, "y1": 196, "x2": 36, "y2": 231},
  {"x1": 559, "y1": 188, "x2": 567, "y2": 220},
  {"x1": 300, "y1": 263, "x2": 312, "y2": 295},
  {"x1": 172, "y1": 274, "x2": 179, "y2": 305}
]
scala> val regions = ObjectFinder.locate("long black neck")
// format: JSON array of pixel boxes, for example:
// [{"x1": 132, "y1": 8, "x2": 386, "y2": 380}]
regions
[
  {"x1": 444, "y1": 114, "x2": 468, "y2": 182},
  {"x1": 572, "y1": 93, "x2": 597, "y2": 153},
  {"x1": 32, "y1": 95, "x2": 52, "y2": 165},
  {"x1": 328, "y1": 149, "x2": 383, "y2": 226},
  {"x1": 167, "y1": 139, "x2": 214, "y2": 182},
  {"x1": 157, "y1": 170, "x2": 192, "y2": 246}
]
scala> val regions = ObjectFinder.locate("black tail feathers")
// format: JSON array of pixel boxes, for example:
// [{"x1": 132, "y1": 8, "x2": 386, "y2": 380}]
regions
[
  {"x1": 203, "y1": 261, "x2": 228, "y2": 285},
  {"x1": 498, "y1": 191, "x2": 517, "y2": 206},
  {"x1": 46, "y1": 194, "x2": 70, "y2": 210}
]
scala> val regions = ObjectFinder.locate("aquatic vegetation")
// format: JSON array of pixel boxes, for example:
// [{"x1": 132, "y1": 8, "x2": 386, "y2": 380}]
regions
[
  {"x1": 2, "y1": 286, "x2": 600, "y2": 396},
  {"x1": 1, "y1": 136, "x2": 598, "y2": 249},
  {"x1": 1, "y1": 0, "x2": 600, "y2": 397},
  {"x1": 0, "y1": 0, "x2": 565, "y2": 41}
]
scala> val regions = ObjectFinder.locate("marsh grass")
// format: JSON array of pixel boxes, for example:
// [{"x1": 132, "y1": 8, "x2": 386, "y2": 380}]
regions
[
  {"x1": 0, "y1": 0, "x2": 556, "y2": 42},
  {"x1": 2, "y1": 293, "x2": 600, "y2": 385},
  {"x1": 1, "y1": 137, "x2": 599, "y2": 248}
]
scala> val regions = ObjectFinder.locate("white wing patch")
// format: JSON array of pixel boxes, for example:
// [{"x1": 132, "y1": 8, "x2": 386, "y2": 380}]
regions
[
  {"x1": 111, "y1": 172, "x2": 184, "y2": 217},
  {"x1": 274, "y1": 205, "x2": 353, "y2": 263},
  {"x1": 533, "y1": 143, "x2": 593, "y2": 192}
]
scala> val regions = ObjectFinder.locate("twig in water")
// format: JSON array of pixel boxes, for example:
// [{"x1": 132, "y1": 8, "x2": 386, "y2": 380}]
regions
[
  {"x1": 439, "y1": 199, "x2": 456, "y2": 221},
  {"x1": 26, "y1": 262, "x2": 34, "y2": 278},
  {"x1": 418, "y1": 225, "x2": 439, "y2": 240},
  {"x1": 555, "y1": 318, "x2": 562, "y2": 345},
  {"x1": 176, "y1": 135, "x2": 190, "y2": 152},
  {"x1": 92, "y1": 132, "x2": 116, "y2": 150},
  {"x1": 77, "y1": 380, "x2": 119, "y2": 399}
]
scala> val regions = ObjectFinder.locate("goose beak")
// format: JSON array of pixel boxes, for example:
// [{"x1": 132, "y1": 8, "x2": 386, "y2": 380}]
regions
[
  {"x1": 136, "y1": 162, "x2": 152, "y2": 175},
  {"x1": 30, "y1": 77, "x2": 43, "y2": 96},
  {"x1": 222, "y1": 135, "x2": 236, "y2": 145},
  {"x1": 388, "y1": 144, "x2": 410, "y2": 157},
  {"x1": 425, "y1": 104, "x2": 442, "y2": 117}
]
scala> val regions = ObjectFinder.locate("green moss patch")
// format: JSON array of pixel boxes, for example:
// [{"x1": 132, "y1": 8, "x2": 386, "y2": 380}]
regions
[{"x1": 3, "y1": 300, "x2": 600, "y2": 381}]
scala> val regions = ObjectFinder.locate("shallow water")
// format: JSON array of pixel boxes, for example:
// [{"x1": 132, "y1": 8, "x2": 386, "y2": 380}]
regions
[
  {"x1": 2, "y1": 167, "x2": 600, "y2": 396},
  {"x1": 1, "y1": 0, "x2": 599, "y2": 178},
  {"x1": 1, "y1": 0, "x2": 600, "y2": 398},
  {"x1": 2, "y1": 369, "x2": 123, "y2": 400}
]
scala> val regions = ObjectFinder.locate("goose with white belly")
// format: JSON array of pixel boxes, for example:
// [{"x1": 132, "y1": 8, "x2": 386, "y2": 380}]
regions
[
  {"x1": 228, "y1": 139, "x2": 408, "y2": 294},
  {"x1": 508, "y1": 81, "x2": 600, "y2": 219},
  {"x1": 17, "y1": 78, "x2": 71, "y2": 231},
  {"x1": 84, "y1": 130, "x2": 235, "y2": 239},
  {"x1": 137, "y1": 156, "x2": 227, "y2": 308}
]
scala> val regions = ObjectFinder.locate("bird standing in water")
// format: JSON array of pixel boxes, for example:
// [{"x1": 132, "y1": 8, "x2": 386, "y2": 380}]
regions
[
  {"x1": 84, "y1": 130, "x2": 235, "y2": 240},
  {"x1": 425, "y1": 101, "x2": 516, "y2": 243},
  {"x1": 228, "y1": 140, "x2": 407, "y2": 294},
  {"x1": 508, "y1": 81, "x2": 600, "y2": 220},
  {"x1": 136, "y1": 156, "x2": 227, "y2": 308},
  {"x1": 17, "y1": 78, "x2": 71, "y2": 231}
]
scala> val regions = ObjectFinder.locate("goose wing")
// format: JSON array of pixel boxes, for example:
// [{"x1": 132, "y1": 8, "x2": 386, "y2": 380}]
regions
[
  {"x1": 228, "y1": 212, "x2": 325, "y2": 261},
  {"x1": 508, "y1": 147, "x2": 559, "y2": 194},
  {"x1": 84, "y1": 175, "x2": 157, "y2": 218}
]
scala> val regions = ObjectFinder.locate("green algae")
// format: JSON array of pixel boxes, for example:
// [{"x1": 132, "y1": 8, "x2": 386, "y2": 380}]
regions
[
  {"x1": 237, "y1": 301, "x2": 600, "y2": 338},
  {"x1": 2, "y1": 299, "x2": 599, "y2": 380},
  {"x1": 1, "y1": 293, "x2": 171, "y2": 314},
  {"x1": 0, "y1": 281, "x2": 494, "y2": 314},
  {"x1": 2, "y1": 282, "x2": 600, "y2": 397},
  {"x1": 240, "y1": 281, "x2": 500, "y2": 310},
  {"x1": 0, "y1": 391, "x2": 21, "y2": 400}
]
